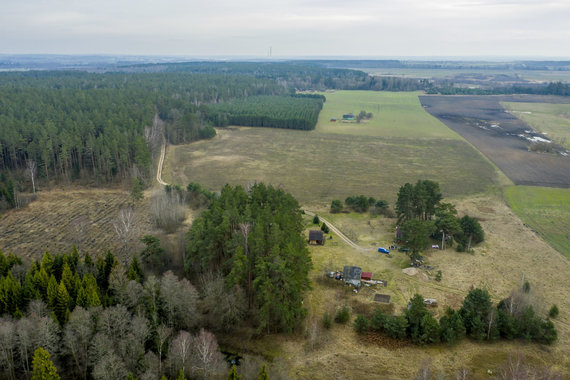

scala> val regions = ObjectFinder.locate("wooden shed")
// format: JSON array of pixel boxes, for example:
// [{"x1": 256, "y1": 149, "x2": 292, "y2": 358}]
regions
[{"x1": 308, "y1": 230, "x2": 325, "y2": 245}]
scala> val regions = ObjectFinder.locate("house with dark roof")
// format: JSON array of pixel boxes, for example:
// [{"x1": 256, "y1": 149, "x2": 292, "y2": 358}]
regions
[
  {"x1": 343, "y1": 265, "x2": 362, "y2": 287},
  {"x1": 308, "y1": 230, "x2": 325, "y2": 245}
]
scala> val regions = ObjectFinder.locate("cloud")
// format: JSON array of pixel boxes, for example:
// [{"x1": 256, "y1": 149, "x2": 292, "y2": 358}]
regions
[{"x1": 0, "y1": 0, "x2": 568, "y2": 56}]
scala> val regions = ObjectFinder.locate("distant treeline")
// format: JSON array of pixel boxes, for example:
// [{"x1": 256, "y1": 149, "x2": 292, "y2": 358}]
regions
[
  {"x1": 428, "y1": 81, "x2": 570, "y2": 96},
  {"x1": 206, "y1": 95, "x2": 325, "y2": 130},
  {"x1": 130, "y1": 61, "x2": 429, "y2": 92},
  {"x1": 308, "y1": 59, "x2": 570, "y2": 71}
]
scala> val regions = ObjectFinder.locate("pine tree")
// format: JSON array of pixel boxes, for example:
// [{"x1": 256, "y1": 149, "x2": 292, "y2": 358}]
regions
[
  {"x1": 31, "y1": 347, "x2": 60, "y2": 380},
  {"x1": 227, "y1": 365, "x2": 242, "y2": 380}
]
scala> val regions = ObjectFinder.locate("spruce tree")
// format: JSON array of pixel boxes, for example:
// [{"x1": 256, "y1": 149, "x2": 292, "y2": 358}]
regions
[
  {"x1": 31, "y1": 347, "x2": 60, "y2": 380},
  {"x1": 55, "y1": 282, "x2": 71, "y2": 325},
  {"x1": 228, "y1": 365, "x2": 242, "y2": 380},
  {"x1": 46, "y1": 275, "x2": 59, "y2": 309}
]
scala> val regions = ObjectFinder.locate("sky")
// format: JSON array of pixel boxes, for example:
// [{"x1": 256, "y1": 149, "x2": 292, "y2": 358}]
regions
[{"x1": 1, "y1": 0, "x2": 570, "y2": 58}]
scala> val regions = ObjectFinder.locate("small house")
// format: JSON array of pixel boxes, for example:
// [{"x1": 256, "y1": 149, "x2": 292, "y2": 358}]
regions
[
  {"x1": 308, "y1": 230, "x2": 325, "y2": 245},
  {"x1": 343, "y1": 265, "x2": 362, "y2": 287},
  {"x1": 330, "y1": 118, "x2": 337, "y2": 122},
  {"x1": 361, "y1": 272, "x2": 373, "y2": 281}
]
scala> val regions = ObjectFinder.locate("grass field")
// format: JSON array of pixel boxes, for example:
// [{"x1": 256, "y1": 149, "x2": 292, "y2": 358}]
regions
[
  {"x1": 502, "y1": 102, "x2": 570, "y2": 149},
  {"x1": 504, "y1": 186, "x2": 570, "y2": 257},
  {"x1": 315, "y1": 91, "x2": 460, "y2": 139},
  {"x1": 164, "y1": 91, "x2": 499, "y2": 207}
]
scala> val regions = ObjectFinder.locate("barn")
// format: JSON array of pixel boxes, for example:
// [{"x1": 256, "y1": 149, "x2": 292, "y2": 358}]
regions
[{"x1": 308, "y1": 230, "x2": 325, "y2": 245}]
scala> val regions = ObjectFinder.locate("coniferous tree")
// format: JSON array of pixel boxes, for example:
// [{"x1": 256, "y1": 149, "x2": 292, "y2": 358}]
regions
[
  {"x1": 227, "y1": 365, "x2": 242, "y2": 380},
  {"x1": 30, "y1": 347, "x2": 60, "y2": 380}
]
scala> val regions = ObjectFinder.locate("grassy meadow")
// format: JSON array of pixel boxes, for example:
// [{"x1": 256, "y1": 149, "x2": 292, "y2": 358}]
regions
[
  {"x1": 505, "y1": 186, "x2": 570, "y2": 257},
  {"x1": 164, "y1": 91, "x2": 499, "y2": 207},
  {"x1": 315, "y1": 91, "x2": 460, "y2": 139},
  {"x1": 502, "y1": 101, "x2": 570, "y2": 148}
]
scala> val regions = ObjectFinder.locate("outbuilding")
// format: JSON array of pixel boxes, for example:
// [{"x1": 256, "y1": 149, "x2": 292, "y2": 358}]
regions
[
  {"x1": 308, "y1": 230, "x2": 325, "y2": 245},
  {"x1": 343, "y1": 266, "x2": 362, "y2": 287}
]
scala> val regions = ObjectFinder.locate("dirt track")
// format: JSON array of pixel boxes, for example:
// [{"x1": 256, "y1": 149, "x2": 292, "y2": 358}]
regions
[{"x1": 419, "y1": 95, "x2": 570, "y2": 188}]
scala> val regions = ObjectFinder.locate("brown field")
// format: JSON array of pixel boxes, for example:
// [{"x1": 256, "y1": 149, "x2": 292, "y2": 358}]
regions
[
  {"x1": 0, "y1": 188, "x2": 156, "y2": 260},
  {"x1": 419, "y1": 95, "x2": 570, "y2": 188}
]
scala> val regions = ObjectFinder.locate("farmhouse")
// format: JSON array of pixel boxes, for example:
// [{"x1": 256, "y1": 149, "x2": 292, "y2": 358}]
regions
[
  {"x1": 343, "y1": 265, "x2": 362, "y2": 287},
  {"x1": 308, "y1": 230, "x2": 325, "y2": 245}
]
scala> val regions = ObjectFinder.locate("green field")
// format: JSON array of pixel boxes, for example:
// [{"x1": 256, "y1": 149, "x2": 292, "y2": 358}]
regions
[
  {"x1": 316, "y1": 91, "x2": 460, "y2": 139},
  {"x1": 505, "y1": 186, "x2": 570, "y2": 257},
  {"x1": 502, "y1": 102, "x2": 570, "y2": 148},
  {"x1": 164, "y1": 91, "x2": 499, "y2": 207}
]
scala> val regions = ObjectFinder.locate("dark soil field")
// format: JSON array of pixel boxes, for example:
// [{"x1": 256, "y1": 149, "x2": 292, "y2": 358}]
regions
[{"x1": 419, "y1": 95, "x2": 570, "y2": 188}]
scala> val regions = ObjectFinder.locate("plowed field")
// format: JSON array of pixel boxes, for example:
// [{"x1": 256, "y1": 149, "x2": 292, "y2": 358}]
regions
[{"x1": 419, "y1": 95, "x2": 570, "y2": 188}]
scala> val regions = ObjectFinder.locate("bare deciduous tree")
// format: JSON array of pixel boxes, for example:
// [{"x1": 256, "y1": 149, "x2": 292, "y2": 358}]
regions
[
  {"x1": 26, "y1": 159, "x2": 37, "y2": 194},
  {"x1": 200, "y1": 272, "x2": 246, "y2": 332},
  {"x1": 156, "y1": 324, "x2": 172, "y2": 377},
  {"x1": 160, "y1": 271, "x2": 199, "y2": 330},
  {"x1": 0, "y1": 319, "x2": 17, "y2": 380},
  {"x1": 16, "y1": 318, "x2": 34, "y2": 375},
  {"x1": 92, "y1": 351, "x2": 128, "y2": 380},
  {"x1": 193, "y1": 328, "x2": 224, "y2": 379},
  {"x1": 151, "y1": 189, "x2": 186, "y2": 233},
  {"x1": 113, "y1": 207, "x2": 139, "y2": 265},
  {"x1": 168, "y1": 330, "x2": 193, "y2": 378},
  {"x1": 63, "y1": 307, "x2": 94, "y2": 380}
]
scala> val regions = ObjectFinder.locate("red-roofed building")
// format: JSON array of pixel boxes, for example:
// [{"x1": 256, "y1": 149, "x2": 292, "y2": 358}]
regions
[{"x1": 361, "y1": 272, "x2": 372, "y2": 281}]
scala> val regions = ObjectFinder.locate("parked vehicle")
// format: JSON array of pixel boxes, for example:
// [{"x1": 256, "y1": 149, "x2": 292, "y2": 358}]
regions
[{"x1": 378, "y1": 247, "x2": 390, "y2": 253}]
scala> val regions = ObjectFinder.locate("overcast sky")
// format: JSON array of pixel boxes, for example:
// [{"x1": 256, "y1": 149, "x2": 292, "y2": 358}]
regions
[{"x1": 1, "y1": 0, "x2": 569, "y2": 57}]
